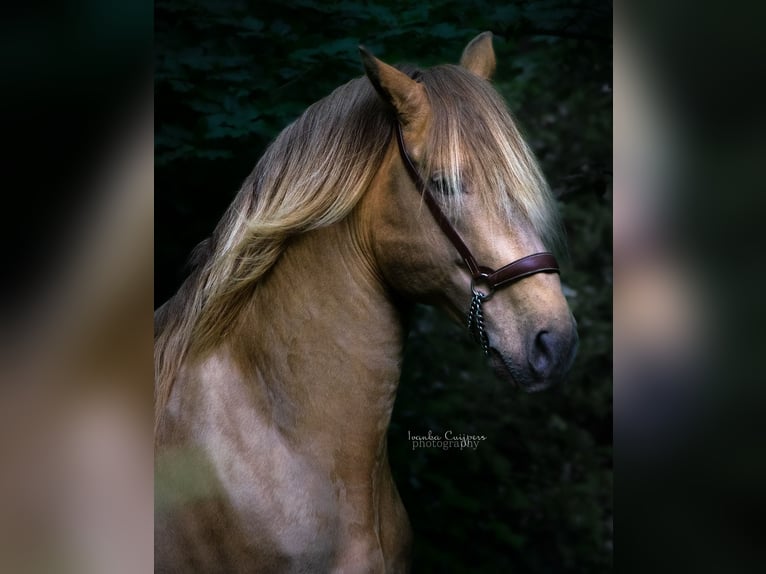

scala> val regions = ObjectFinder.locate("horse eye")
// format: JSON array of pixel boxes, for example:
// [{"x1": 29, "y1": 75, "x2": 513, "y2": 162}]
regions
[{"x1": 430, "y1": 175, "x2": 456, "y2": 195}]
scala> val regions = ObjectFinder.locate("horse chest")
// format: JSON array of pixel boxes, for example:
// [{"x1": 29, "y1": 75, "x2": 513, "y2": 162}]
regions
[
  {"x1": 178, "y1": 408, "x2": 408, "y2": 570},
  {"x1": 216, "y1": 441, "x2": 411, "y2": 573}
]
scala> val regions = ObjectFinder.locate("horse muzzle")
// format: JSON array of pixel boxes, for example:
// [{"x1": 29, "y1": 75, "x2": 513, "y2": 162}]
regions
[{"x1": 490, "y1": 322, "x2": 579, "y2": 392}]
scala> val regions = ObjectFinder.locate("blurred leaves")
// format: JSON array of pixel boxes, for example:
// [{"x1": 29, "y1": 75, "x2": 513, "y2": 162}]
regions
[{"x1": 156, "y1": 0, "x2": 611, "y2": 572}]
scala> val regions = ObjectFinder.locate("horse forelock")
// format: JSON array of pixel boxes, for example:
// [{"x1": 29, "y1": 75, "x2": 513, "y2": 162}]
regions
[{"x1": 417, "y1": 64, "x2": 565, "y2": 257}]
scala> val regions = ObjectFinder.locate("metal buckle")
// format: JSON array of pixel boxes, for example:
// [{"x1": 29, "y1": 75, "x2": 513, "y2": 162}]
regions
[{"x1": 470, "y1": 274, "x2": 495, "y2": 302}]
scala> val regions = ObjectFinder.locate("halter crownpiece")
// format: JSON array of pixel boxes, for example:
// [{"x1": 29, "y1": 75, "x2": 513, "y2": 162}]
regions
[{"x1": 394, "y1": 123, "x2": 560, "y2": 355}]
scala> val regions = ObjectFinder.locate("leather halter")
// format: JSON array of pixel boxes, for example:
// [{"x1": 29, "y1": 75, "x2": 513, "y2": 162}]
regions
[{"x1": 394, "y1": 123, "x2": 560, "y2": 353}]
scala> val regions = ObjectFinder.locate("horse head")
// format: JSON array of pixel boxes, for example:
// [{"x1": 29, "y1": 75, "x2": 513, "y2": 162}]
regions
[{"x1": 358, "y1": 33, "x2": 578, "y2": 391}]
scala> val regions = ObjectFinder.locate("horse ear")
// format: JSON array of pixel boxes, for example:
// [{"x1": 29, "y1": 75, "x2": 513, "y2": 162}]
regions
[
  {"x1": 460, "y1": 31, "x2": 496, "y2": 80},
  {"x1": 359, "y1": 46, "x2": 428, "y2": 128}
]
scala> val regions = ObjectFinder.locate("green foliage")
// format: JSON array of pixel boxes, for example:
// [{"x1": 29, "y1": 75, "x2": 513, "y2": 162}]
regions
[{"x1": 156, "y1": 1, "x2": 611, "y2": 571}]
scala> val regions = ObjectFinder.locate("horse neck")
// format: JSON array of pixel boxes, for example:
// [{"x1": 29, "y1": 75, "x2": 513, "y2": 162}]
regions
[{"x1": 227, "y1": 214, "x2": 404, "y2": 468}]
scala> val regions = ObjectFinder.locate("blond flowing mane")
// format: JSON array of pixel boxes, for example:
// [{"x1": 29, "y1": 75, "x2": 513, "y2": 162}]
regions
[{"x1": 155, "y1": 63, "x2": 563, "y2": 431}]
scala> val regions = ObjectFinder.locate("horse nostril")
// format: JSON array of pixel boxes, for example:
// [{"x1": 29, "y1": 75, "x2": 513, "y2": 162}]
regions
[{"x1": 529, "y1": 330, "x2": 555, "y2": 379}]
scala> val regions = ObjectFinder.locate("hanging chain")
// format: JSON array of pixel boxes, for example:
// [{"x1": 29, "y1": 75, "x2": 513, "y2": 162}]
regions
[{"x1": 467, "y1": 291, "x2": 491, "y2": 356}]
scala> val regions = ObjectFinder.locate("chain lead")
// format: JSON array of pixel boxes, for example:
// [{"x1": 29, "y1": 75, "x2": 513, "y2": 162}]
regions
[{"x1": 467, "y1": 291, "x2": 490, "y2": 356}]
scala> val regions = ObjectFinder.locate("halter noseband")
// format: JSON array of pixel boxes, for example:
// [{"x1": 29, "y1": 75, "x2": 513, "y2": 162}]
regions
[{"x1": 394, "y1": 123, "x2": 560, "y2": 355}]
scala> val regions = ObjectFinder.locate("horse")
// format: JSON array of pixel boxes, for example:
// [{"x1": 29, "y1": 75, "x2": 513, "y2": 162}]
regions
[{"x1": 154, "y1": 32, "x2": 578, "y2": 573}]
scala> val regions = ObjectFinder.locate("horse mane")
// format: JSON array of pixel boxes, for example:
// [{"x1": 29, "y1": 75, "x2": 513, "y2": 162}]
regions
[{"x1": 155, "y1": 62, "x2": 563, "y2": 434}]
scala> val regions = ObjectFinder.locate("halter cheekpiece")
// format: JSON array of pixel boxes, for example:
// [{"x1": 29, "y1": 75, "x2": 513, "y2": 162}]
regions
[{"x1": 394, "y1": 123, "x2": 560, "y2": 355}]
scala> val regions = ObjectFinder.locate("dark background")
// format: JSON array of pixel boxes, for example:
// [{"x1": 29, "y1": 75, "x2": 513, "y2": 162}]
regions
[{"x1": 155, "y1": 1, "x2": 612, "y2": 572}]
